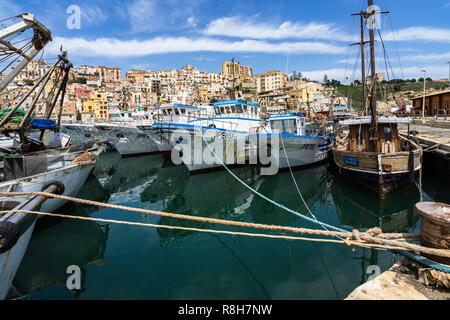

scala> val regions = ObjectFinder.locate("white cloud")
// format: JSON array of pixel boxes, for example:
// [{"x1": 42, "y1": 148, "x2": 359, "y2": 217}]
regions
[
  {"x1": 128, "y1": 0, "x2": 159, "y2": 33},
  {"x1": 383, "y1": 27, "x2": 450, "y2": 43},
  {"x1": 204, "y1": 16, "x2": 351, "y2": 41},
  {"x1": 48, "y1": 36, "x2": 346, "y2": 57},
  {"x1": 402, "y1": 51, "x2": 450, "y2": 62},
  {"x1": 301, "y1": 65, "x2": 449, "y2": 82},
  {"x1": 187, "y1": 16, "x2": 197, "y2": 28},
  {"x1": 80, "y1": 5, "x2": 108, "y2": 26}
]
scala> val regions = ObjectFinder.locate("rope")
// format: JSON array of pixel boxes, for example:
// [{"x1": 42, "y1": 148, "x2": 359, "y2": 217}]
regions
[
  {"x1": 0, "y1": 209, "x2": 416, "y2": 252},
  {"x1": 0, "y1": 191, "x2": 419, "y2": 241},
  {"x1": 193, "y1": 123, "x2": 349, "y2": 234},
  {"x1": 1, "y1": 192, "x2": 448, "y2": 258}
]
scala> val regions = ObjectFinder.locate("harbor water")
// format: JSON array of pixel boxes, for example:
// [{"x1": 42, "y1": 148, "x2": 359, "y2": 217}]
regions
[{"x1": 7, "y1": 152, "x2": 450, "y2": 300}]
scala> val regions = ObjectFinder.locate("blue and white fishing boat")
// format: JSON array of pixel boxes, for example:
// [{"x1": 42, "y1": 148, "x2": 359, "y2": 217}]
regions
[
  {"x1": 137, "y1": 103, "x2": 212, "y2": 158},
  {"x1": 250, "y1": 113, "x2": 332, "y2": 170},
  {"x1": 167, "y1": 100, "x2": 264, "y2": 173}
]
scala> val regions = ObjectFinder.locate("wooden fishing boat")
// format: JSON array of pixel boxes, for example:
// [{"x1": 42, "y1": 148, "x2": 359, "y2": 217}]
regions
[
  {"x1": 332, "y1": 116, "x2": 422, "y2": 197},
  {"x1": 331, "y1": 0, "x2": 422, "y2": 198}
]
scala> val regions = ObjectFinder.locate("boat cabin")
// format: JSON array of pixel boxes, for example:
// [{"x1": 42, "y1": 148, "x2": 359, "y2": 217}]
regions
[
  {"x1": 212, "y1": 100, "x2": 261, "y2": 118},
  {"x1": 154, "y1": 103, "x2": 210, "y2": 123},
  {"x1": 340, "y1": 117, "x2": 411, "y2": 153},
  {"x1": 268, "y1": 113, "x2": 306, "y2": 135}
]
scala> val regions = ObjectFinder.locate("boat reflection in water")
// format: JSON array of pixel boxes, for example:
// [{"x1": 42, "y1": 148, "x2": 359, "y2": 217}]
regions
[
  {"x1": 7, "y1": 216, "x2": 110, "y2": 299},
  {"x1": 140, "y1": 164, "x2": 263, "y2": 243},
  {"x1": 331, "y1": 172, "x2": 421, "y2": 233},
  {"x1": 248, "y1": 163, "x2": 333, "y2": 226},
  {"x1": 93, "y1": 152, "x2": 165, "y2": 203}
]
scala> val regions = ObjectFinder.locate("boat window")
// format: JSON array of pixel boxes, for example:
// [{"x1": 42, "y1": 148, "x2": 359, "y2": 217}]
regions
[
  {"x1": 215, "y1": 107, "x2": 220, "y2": 115},
  {"x1": 220, "y1": 106, "x2": 225, "y2": 114},
  {"x1": 174, "y1": 108, "x2": 180, "y2": 115},
  {"x1": 180, "y1": 108, "x2": 186, "y2": 114},
  {"x1": 236, "y1": 104, "x2": 243, "y2": 113},
  {"x1": 271, "y1": 120, "x2": 284, "y2": 133},
  {"x1": 384, "y1": 127, "x2": 392, "y2": 142},
  {"x1": 283, "y1": 119, "x2": 297, "y2": 134},
  {"x1": 162, "y1": 110, "x2": 167, "y2": 115}
]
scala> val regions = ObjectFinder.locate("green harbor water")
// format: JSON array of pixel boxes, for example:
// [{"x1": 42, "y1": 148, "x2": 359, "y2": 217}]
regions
[{"x1": 8, "y1": 152, "x2": 450, "y2": 300}]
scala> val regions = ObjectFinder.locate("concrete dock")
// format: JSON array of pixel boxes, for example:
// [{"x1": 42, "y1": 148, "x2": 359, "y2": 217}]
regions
[{"x1": 346, "y1": 258, "x2": 450, "y2": 300}]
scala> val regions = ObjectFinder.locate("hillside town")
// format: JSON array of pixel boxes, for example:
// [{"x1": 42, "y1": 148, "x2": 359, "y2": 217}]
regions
[{"x1": 0, "y1": 59, "x2": 349, "y2": 123}]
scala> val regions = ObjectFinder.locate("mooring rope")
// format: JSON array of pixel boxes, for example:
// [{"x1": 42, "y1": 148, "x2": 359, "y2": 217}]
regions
[
  {"x1": 192, "y1": 123, "x2": 349, "y2": 234},
  {"x1": 0, "y1": 209, "x2": 418, "y2": 252},
  {"x1": 0, "y1": 191, "x2": 448, "y2": 257}
]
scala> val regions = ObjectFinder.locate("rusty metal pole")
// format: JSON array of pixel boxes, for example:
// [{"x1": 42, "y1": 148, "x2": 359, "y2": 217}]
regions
[{"x1": 415, "y1": 202, "x2": 450, "y2": 265}]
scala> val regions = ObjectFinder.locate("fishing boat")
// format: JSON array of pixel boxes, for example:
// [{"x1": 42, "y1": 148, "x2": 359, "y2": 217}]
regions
[
  {"x1": 250, "y1": 112, "x2": 332, "y2": 170},
  {"x1": 331, "y1": 1, "x2": 422, "y2": 198},
  {"x1": 137, "y1": 103, "x2": 212, "y2": 158},
  {"x1": 0, "y1": 182, "x2": 64, "y2": 299},
  {"x1": 167, "y1": 100, "x2": 263, "y2": 173},
  {"x1": 94, "y1": 122, "x2": 157, "y2": 157}
]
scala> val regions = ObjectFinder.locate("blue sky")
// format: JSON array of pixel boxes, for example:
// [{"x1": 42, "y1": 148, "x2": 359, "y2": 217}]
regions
[{"x1": 2, "y1": 0, "x2": 450, "y2": 82}]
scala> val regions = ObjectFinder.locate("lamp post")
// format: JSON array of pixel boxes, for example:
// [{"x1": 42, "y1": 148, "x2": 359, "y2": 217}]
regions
[
  {"x1": 421, "y1": 69, "x2": 426, "y2": 118},
  {"x1": 448, "y1": 61, "x2": 450, "y2": 88}
]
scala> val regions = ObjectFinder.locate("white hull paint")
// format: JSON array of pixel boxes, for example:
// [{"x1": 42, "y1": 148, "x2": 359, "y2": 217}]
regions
[
  {"x1": 168, "y1": 125, "x2": 252, "y2": 172},
  {"x1": 0, "y1": 162, "x2": 96, "y2": 213},
  {"x1": 138, "y1": 126, "x2": 173, "y2": 154},
  {"x1": 97, "y1": 125, "x2": 158, "y2": 156},
  {"x1": 268, "y1": 135, "x2": 330, "y2": 169},
  {"x1": 60, "y1": 124, "x2": 103, "y2": 143},
  {"x1": 0, "y1": 219, "x2": 36, "y2": 300}
]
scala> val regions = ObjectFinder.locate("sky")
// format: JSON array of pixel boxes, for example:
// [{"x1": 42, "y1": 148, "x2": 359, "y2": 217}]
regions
[{"x1": 1, "y1": 0, "x2": 450, "y2": 82}]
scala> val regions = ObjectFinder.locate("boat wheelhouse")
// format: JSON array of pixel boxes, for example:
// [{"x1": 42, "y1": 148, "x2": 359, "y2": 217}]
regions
[
  {"x1": 250, "y1": 113, "x2": 331, "y2": 170},
  {"x1": 137, "y1": 103, "x2": 211, "y2": 158},
  {"x1": 332, "y1": 116, "x2": 422, "y2": 196}
]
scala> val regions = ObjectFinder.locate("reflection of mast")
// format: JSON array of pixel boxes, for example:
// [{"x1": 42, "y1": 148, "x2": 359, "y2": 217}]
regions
[{"x1": 213, "y1": 235, "x2": 271, "y2": 299}]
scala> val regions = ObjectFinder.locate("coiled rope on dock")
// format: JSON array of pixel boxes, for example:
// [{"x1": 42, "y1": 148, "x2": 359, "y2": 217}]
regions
[{"x1": 1, "y1": 191, "x2": 450, "y2": 259}]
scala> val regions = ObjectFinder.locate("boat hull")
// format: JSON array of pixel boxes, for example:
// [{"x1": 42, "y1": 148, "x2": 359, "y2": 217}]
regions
[
  {"x1": 0, "y1": 162, "x2": 96, "y2": 213},
  {"x1": 104, "y1": 126, "x2": 158, "y2": 157},
  {"x1": 137, "y1": 125, "x2": 173, "y2": 157},
  {"x1": 332, "y1": 146, "x2": 422, "y2": 198},
  {"x1": 0, "y1": 217, "x2": 36, "y2": 300},
  {"x1": 256, "y1": 134, "x2": 331, "y2": 170}
]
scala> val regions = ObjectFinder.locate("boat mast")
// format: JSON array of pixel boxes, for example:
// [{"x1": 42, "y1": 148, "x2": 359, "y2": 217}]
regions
[
  {"x1": 368, "y1": 0, "x2": 378, "y2": 149},
  {"x1": 350, "y1": 12, "x2": 369, "y2": 114}
]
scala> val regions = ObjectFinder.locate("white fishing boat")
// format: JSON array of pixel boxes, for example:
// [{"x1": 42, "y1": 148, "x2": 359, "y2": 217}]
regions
[
  {"x1": 137, "y1": 103, "x2": 212, "y2": 158},
  {"x1": 60, "y1": 123, "x2": 102, "y2": 144},
  {"x1": 250, "y1": 113, "x2": 332, "y2": 170},
  {"x1": 0, "y1": 184, "x2": 63, "y2": 299},
  {"x1": 95, "y1": 121, "x2": 157, "y2": 157},
  {"x1": 167, "y1": 100, "x2": 264, "y2": 173}
]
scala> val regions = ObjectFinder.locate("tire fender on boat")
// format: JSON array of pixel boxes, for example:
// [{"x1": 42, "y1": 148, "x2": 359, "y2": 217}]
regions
[{"x1": 0, "y1": 221, "x2": 20, "y2": 254}]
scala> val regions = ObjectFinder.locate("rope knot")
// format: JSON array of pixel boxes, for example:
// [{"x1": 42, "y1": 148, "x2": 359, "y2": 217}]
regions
[
  {"x1": 366, "y1": 227, "x2": 383, "y2": 237},
  {"x1": 352, "y1": 229, "x2": 361, "y2": 241}
]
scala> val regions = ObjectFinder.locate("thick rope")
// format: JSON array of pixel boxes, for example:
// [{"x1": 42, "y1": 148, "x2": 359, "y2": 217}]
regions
[
  {"x1": 0, "y1": 191, "x2": 419, "y2": 241},
  {"x1": 0, "y1": 209, "x2": 414, "y2": 252}
]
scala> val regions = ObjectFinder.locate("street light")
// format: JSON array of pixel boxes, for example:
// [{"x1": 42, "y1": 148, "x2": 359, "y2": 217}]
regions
[
  {"x1": 420, "y1": 69, "x2": 426, "y2": 118},
  {"x1": 448, "y1": 61, "x2": 450, "y2": 88}
]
